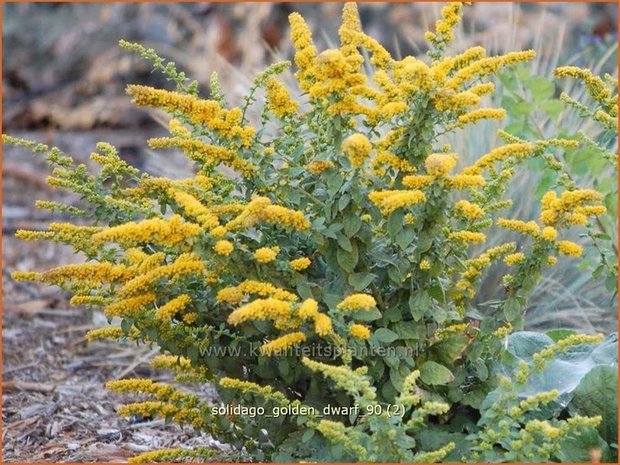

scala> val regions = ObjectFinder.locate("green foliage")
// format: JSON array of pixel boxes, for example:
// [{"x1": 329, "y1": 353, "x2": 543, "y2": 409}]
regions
[{"x1": 4, "y1": 2, "x2": 617, "y2": 463}]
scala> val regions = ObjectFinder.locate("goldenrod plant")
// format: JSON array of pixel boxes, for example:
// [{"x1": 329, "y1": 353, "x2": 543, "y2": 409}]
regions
[{"x1": 5, "y1": 3, "x2": 617, "y2": 462}]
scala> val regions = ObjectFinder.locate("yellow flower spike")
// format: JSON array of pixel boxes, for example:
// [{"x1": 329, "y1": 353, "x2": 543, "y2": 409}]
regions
[
  {"x1": 217, "y1": 280, "x2": 297, "y2": 305},
  {"x1": 546, "y1": 255, "x2": 558, "y2": 266},
  {"x1": 368, "y1": 190, "x2": 426, "y2": 216},
  {"x1": 297, "y1": 298, "x2": 319, "y2": 320},
  {"x1": 227, "y1": 298, "x2": 293, "y2": 326},
  {"x1": 155, "y1": 294, "x2": 192, "y2": 320},
  {"x1": 349, "y1": 323, "x2": 370, "y2": 340},
  {"x1": 557, "y1": 240, "x2": 583, "y2": 257},
  {"x1": 449, "y1": 231, "x2": 486, "y2": 244},
  {"x1": 446, "y1": 174, "x2": 486, "y2": 189},
  {"x1": 402, "y1": 175, "x2": 434, "y2": 189},
  {"x1": 337, "y1": 293, "x2": 377, "y2": 312},
  {"x1": 104, "y1": 293, "x2": 157, "y2": 318},
  {"x1": 168, "y1": 118, "x2": 191, "y2": 138},
  {"x1": 307, "y1": 160, "x2": 335, "y2": 175},
  {"x1": 541, "y1": 226, "x2": 558, "y2": 242},
  {"x1": 457, "y1": 108, "x2": 506, "y2": 126},
  {"x1": 496, "y1": 218, "x2": 541, "y2": 237},
  {"x1": 265, "y1": 78, "x2": 298, "y2": 118},
  {"x1": 454, "y1": 199, "x2": 486, "y2": 220},
  {"x1": 419, "y1": 259, "x2": 432, "y2": 271},
  {"x1": 213, "y1": 240, "x2": 234, "y2": 256},
  {"x1": 289, "y1": 12, "x2": 318, "y2": 89},
  {"x1": 504, "y1": 253, "x2": 526, "y2": 266},
  {"x1": 290, "y1": 257, "x2": 312, "y2": 271},
  {"x1": 430, "y1": 2, "x2": 465, "y2": 44},
  {"x1": 253, "y1": 246, "x2": 280, "y2": 264},
  {"x1": 447, "y1": 50, "x2": 536, "y2": 89},
  {"x1": 93, "y1": 215, "x2": 201, "y2": 249},
  {"x1": 86, "y1": 326, "x2": 140, "y2": 341},
  {"x1": 170, "y1": 189, "x2": 220, "y2": 230},
  {"x1": 425, "y1": 153, "x2": 458, "y2": 176},
  {"x1": 70, "y1": 295, "x2": 111, "y2": 306},
  {"x1": 260, "y1": 332, "x2": 306, "y2": 356},
  {"x1": 342, "y1": 133, "x2": 372, "y2": 168},
  {"x1": 313, "y1": 313, "x2": 334, "y2": 336},
  {"x1": 463, "y1": 143, "x2": 534, "y2": 175}
]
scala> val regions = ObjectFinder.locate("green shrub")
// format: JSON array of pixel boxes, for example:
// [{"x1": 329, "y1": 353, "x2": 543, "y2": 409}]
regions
[{"x1": 5, "y1": 2, "x2": 617, "y2": 462}]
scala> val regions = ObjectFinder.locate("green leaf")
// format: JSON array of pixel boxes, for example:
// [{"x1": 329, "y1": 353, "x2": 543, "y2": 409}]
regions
[
  {"x1": 336, "y1": 245, "x2": 358, "y2": 273},
  {"x1": 343, "y1": 211, "x2": 362, "y2": 237},
  {"x1": 336, "y1": 234, "x2": 352, "y2": 252},
  {"x1": 373, "y1": 327, "x2": 399, "y2": 344},
  {"x1": 503, "y1": 297, "x2": 522, "y2": 322},
  {"x1": 539, "y1": 99, "x2": 564, "y2": 118},
  {"x1": 555, "y1": 427, "x2": 610, "y2": 463},
  {"x1": 569, "y1": 365, "x2": 618, "y2": 445},
  {"x1": 419, "y1": 361, "x2": 454, "y2": 385},
  {"x1": 396, "y1": 229, "x2": 415, "y2": 250},
  {"x1": 409, "y1": 291, "x2": 430, "y2": 321},
  {"x1": 387, "y1": 210, "x2": 404, "y2": 239},
  {"x1": 351, "y1": 307, "x2": 382, "y2": 321},
  {"x1": 394, "y1": 321, "x2": 425, "y2": 340},
  {"x1": 528, "y1": 75, "x2": 555, "y2": 100},
  {"x1": 545, "y1": 328, "x2": 577, "y2": 342},
  {"x1": 348, "y1": 272, "x2": 376, "y2": 291},
  {"x1": 338, "y1": 193, "x2": 350, "y2": 211}
]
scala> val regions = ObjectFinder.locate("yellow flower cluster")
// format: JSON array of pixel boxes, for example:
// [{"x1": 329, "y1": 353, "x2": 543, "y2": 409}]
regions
[
  {"x1": 463, "y1": 143, "x2": 534, "y2": 175},
  {"x1": 290, "y1": 257, "x2": 312, "y2": 271},
  {"x1": 371, "y1": 151, "x2": 415, "y2": 175},
  {"x1": 253, "y1": 246, "x2": 280, "y2": 264},
  {"x1": 219, "y1": 377, "x2": 290, "y2": 405},
  {"x1": 225, "y1": 196, "x2": 309, "y2": 231},
  {"x1": 457, "y1": 242, "x2": 516, "y2": 296},
  {"x1": 557, "y1": 240, "x2": 583, "y2": 257},
  {"x1": 540, "y1": 189, "x2": 605, "y2": 226},
  {"x1": 457, "y1": 108, "x2": 506, "y2": 126},
  {"x1": 445, "y1": 174, "x2": 486, "y2": 189},
  {"x1": 118, "y1": 254, "x2": 204, "y2": 298},
  {"x1": 295, "y1": 298, "x2": 333, "y2": 336},
  {"x1": 149, "y1": 136, "x2": 255, "y2": 177},
  {"x1": 349, "y1": 324, "x2": 370, "y2": 340},
  {"x1": 425, "y1": 153, "x2": 458, "y2": 176},
  {"x1": 342, "y1": 133, "x2": 372, "y2": 168},
  {"x1": 265, "y1": 78, "x2": 298, "y2": 118},
  {"x1": 449, "y1": 231, "x2": 486, "y2": 244},
  {"x1": 155, "y1": 294, "x2": 192, "y2": 320},
  {"x1": 20, "y1": 262, "x2": 132, "y2": 288},
  {"x1": 402, "y1": 175, "x2": 434, "y2": 189},
  {"x1": 446, "y1": 50, "x2": 536, "y2": 89},
  {"x1": 169, "y1": 189, "x2": 220, "y2": 230},
  {"x1": 288, "y1": 12, "x2": 318, "y2": 90},
  {"x1": 126, "y1": 85, "x2": 255, "y2": 147},
  {"x1": 541, "y1": 226, "x2": 558, "y2": 241},
  {"x1": 213, "y1": 240, "x2": 234, "y2": 256},
  {"x1": 368, "y1": 190, "x2": 426, "y2": 216},
  {"x1": 496, "y1": 218, "x2": 541, "y2": 237},
  {"x1": 127, "y1": 447, "x2": 213, "y2": 464},
  {"x1": 426, "y1": 2, "x2": 464, "y2": 44},
  {"x1": 94, "y1": 215, "x2": 200, "y2": 249},
  {"x1": 260, "y1": 332, "x2": 306, "y2": 356},
  {"x1": 419, "y1": 259, "x2": 432, "y2": 271},
  {"x1": 337, "y1": 293, "x2": 377, "y2": 312},
  {"x1": 86, "y1": 326, "x2": 139, "y2": 341},
  {"x1": 70, "y1": 295, "x2": 111, "y2": 307},
  {"x1": 104, "y1": 293, "x2": 157, "y2": 318},
  {"x1": 454, "y1": 199, "x2": 485, "y2": 220},
  {"x1": 306, "y1": 160, "x2": 335, "y2": 175},
  {"x1": 227, "y1": 298, "x2": 292, "y2": 327},
  {"x1": 554, "y1": 66, "x2": 615, "y2": 115},
  {"x1": 216, "y1": 280, "x2": 298, "y2": 305},
  {"x1": 504, "y1": 253, "x2": 526, "y2": 266}
]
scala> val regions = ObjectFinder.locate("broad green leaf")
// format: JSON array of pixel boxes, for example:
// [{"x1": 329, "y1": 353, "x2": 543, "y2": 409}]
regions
[
  {"x1": 348, "y1": 272, "x2": 376, "y2": 291},
  {"x1": 419, "y1": 361, "x2": 454, "y2": 385},
  {"x1": 373, "y1": 327, "x2": 399, "y2": 344},
  {"x1": 569, "y1": 365, "x2": 618, "y2": 445}
]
